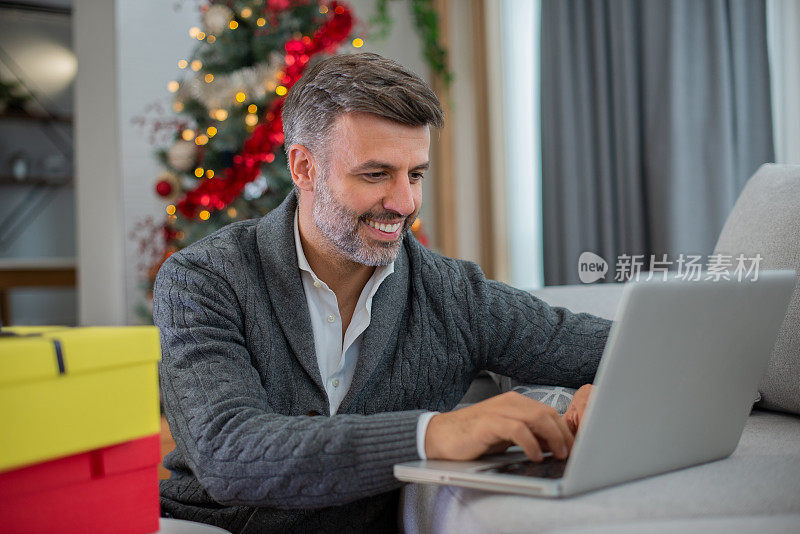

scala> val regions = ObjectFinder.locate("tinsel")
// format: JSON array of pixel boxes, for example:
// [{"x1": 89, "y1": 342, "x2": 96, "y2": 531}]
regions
[{"x1": 174, "y1": 57, "x2": 283, "y2": 111}]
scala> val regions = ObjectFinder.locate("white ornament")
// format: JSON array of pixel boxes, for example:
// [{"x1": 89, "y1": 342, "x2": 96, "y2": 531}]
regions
[
  {"x1": 203, "y1": 4, "x2": 234, "y2": 35},
  {"x1": 167, "y1": 140, "x2": 197, "y2": 172},
  {"x1": 175, "y1": 60, "x2": 281, "y2": 111},
  {"x1": 243, "y1": 173, "x2": 268, "y2": 200}
]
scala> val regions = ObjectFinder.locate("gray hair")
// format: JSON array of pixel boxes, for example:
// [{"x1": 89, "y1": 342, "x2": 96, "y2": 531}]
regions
[{"x1": 282, "y1": 52, "x2": 444, "y2": 161}]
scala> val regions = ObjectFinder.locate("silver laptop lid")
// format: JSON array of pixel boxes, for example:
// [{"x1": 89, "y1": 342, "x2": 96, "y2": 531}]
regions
[{"x1": 561, "y1": 270, "x2": 796, "y2": 495}]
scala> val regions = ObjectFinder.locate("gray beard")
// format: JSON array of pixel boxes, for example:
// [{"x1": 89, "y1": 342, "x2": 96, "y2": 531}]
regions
[{"x1": 311, "y1": 173, "x2": 408, "y2": 267}]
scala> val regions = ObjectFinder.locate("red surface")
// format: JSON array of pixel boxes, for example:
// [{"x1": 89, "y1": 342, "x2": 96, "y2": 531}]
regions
[{"x1": 0, "y1": 435, "x2": 160, "y2": 534}]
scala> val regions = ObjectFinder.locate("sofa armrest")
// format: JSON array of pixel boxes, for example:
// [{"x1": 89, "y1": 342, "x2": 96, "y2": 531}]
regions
[{"x1": 529, "y1": 283, "x2": 625, "y2": 320}]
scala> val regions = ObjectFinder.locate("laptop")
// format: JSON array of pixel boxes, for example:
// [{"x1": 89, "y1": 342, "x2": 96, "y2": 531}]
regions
[{"x1": 394, "y1": 270, "x2": 797, "y2": 498}]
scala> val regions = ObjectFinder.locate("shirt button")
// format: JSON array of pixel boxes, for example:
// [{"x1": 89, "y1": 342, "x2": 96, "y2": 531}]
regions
[
  {"x1": 332, "y1": 378, "x2": 340, "y2": 387},
  {"x1": 327, "y1": 314, "x2": 335, "y2": 323},
  {"x1": 314, "y1": 280, "x2": 322, "y2": 288}
]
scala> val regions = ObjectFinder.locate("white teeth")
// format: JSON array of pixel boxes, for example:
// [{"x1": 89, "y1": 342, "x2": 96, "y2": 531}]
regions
[{"x1": 366, "y1": 219, "x2": 401, "y2": 233}]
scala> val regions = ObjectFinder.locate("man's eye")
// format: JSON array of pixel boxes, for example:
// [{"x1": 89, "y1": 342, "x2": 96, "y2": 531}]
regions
[
  {"x1": 363, "y1": 172, "x2": 386, "y2": 180},
  {"x1": 410, "y1": 173, "x2": 425, "y2": 182}
]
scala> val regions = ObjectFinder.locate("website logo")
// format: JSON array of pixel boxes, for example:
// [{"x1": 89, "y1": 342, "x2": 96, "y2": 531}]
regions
[{"x1": 578, "y1": 252, "x2": 609, "y2": 284}]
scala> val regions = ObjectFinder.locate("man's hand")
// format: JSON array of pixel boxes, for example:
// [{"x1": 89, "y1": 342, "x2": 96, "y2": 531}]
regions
[
  {"x1": 563, "y1": 384, "x2": 594, "y2": 434},
  {"x1": 424, "y1": 391, "x2": 574, "y2": 463}
]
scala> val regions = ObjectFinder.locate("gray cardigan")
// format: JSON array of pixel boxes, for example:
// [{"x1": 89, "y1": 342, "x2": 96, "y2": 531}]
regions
[{"x1": 154, "y1": 191, "x2": 612, "y2": 533}]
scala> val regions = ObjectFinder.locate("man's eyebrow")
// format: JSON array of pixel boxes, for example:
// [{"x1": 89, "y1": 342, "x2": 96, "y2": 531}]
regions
[{"x1": 349, "y1": 160, "x2": 430, "y2": 173}]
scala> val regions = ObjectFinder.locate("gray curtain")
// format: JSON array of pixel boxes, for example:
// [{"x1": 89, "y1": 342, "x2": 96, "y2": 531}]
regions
[{"x1": 540, "y1": 0, "x2": 774, "y2": 285}]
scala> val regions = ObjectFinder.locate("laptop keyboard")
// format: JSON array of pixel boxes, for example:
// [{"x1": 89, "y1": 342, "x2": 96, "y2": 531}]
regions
[{"x1": 480, "y1": 456, "x2": 567, "y2": 479}]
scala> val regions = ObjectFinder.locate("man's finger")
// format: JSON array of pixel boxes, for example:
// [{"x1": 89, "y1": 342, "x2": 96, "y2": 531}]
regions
[
  {"x1": 485, "y1": 392, "x2": 561, "y2": 425},
  {"x1": 553, "y1": 412, "x2": 575, "y2": 451},
  {"x1": 488, "y1": 417, "x2": 544, "y2": 462},
  {"x1": 528, "y1": 413, "x2": 570, "y2": 460},
  {"x1": 564, "y1": 412, "x2": 578, "y2": 434}
]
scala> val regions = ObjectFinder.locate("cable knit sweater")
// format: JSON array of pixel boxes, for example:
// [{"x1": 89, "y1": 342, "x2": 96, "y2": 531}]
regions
[{"x1": 154, "y1": 191, "x2": 612, "y2": 533}]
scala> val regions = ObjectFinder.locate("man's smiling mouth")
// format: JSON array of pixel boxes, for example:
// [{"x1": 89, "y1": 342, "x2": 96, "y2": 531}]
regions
[{"x1": 364, "y1": 218, "x2": 402, "y2": 233}]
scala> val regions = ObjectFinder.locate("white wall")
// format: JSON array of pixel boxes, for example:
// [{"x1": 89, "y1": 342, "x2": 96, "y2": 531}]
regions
[
  {"x1": 116, "y1": 1, "x2": 202, "y2": 324},
  {"x1": 74, "y1": 0, "x2": 199, "y2": 325},
  {"x1": 74, "y1": 0, "x2": 125, "y2": 326}
]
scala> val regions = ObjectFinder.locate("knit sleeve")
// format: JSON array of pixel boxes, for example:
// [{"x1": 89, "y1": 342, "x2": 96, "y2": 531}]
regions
[
  {"x1": 154, "y1": 253, "x2": 423, "y2": 510},
  {"x1": 460, "y1": 261, "x2": 612, "y2": 388}
]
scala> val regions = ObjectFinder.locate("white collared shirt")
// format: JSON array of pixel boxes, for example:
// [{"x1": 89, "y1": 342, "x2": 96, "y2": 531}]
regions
[{"x1": 294, "y1": 209, "x2": 435, "y2": 459}]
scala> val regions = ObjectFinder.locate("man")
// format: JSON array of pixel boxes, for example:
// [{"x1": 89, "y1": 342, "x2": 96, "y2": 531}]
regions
[{"x1": 155, "y1": 53, "x2": 611, "y2": 533}]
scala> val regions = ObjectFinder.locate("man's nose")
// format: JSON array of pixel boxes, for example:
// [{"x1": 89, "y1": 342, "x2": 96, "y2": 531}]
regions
[{"x1": 384, "y1": 175, "x2": 417, "y2": 216}]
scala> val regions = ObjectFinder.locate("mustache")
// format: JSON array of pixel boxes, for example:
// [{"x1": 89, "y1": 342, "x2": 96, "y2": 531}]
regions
[{"x1": 360, "y1": 212, "x2": 403, "y2": 222}]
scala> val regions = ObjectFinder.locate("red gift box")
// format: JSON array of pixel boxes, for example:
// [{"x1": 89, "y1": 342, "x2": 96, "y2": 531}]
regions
[{"x1": 0, "y1": 434, "x2": 160, "y2": 534}]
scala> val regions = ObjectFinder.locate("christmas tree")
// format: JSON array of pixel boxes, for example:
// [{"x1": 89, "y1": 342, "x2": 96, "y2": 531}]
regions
[{"x1": 138, "y1": 0, "x2": 448, "y2": 321}]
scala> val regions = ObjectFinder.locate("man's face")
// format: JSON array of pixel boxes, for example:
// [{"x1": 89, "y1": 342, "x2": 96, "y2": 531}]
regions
[{"x1": 310, "y1": 112, "x2": 430, "y2": 266}]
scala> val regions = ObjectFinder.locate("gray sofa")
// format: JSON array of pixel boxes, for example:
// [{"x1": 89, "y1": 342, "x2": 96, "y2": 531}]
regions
[{"x1": 401, "y1": 164, "x2": 800, "y2": 533}]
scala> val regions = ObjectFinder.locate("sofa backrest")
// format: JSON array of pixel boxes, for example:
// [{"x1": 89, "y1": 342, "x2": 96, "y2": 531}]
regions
[{"x1": 714, "y1": 163, "x2": 800, "y2": 415}]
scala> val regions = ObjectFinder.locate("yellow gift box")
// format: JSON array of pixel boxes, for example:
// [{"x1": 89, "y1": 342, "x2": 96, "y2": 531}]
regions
[{"x1": 0, "y1": 326, "x2": 161, "y2": 472}]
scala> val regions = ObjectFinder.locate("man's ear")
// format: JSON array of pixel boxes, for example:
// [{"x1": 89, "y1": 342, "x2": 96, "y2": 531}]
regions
[{"x1": 287, "y1": 144, "x2": 317, "y2": 192}]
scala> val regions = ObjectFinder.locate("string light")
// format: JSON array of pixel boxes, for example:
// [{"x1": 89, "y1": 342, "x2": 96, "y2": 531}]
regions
[
  {"x1": 197, "y1": 31, "x2": 206, "y2": 40},
  {"x1": 235, "y1": 91, "x2": 246, "y2": 103},
  {"x1": 227, "y1": 207, "x2": 238, "y2": 218},
  {"x1": 256, "y1": 17, "x2": 266, "y2": 26},
  {"x1": 204, "y1": 73, "x2": 214, "y2": 83},
  {"x1": 190, "y1": 60, "x2": 202, "y2": 71},
  {"x1": 177, "y1": 59, "x2": 188, "y2": 69},
  {"x1": 167, "y1": 80, "x2": 179, "y2": 92},
  {"x1": 189, "y1": 27, "x2": 200, "y2": 38},
  {"x1": 319, "y1": 5, "x2": 328, "y2": 14},
  {"x1": 205, "y1": 169, "x2": 215, "y2": 178},
  {"x1": 181, "y1": 129, "x2": 195, "y2": 141},
  {"x1": 247, "y1": 104, "x2": 257, "y2": 114},
  {"x1": 199, "y1": 210, "x2": 211, "y2": 220},
  {"x1": 206, "y1": 126, "x2": 217, "y2": 137},
  {"x1": 229, "y1": 20, "x2": 239, "y2": 30},
  {"x1": 245, "y1": 114, "x2": 258, "y2": 126},
  {"x1": 173, "y1": 101, "x2": 184, "y2": 112},
  {"x1": 352, "y1": 38, "x2": 364, "y2": 48},
  {"x1": 207, "y1": 35, "x2": 216, "y2": 43},
  {"x1": 241, "y1": 7, "x2": 252, "y2": 17},
  {"x1": 194, "y1": 167, "x2": 204, "y2": 177},
  {"x1": 195, "y1": 134, "x2": 209, "y2": 146},
  {"x1": 215, "y1": 109, "x2": 228, "y2": 121},
  {"x1": 275, "y1": 85, "x2": 288, "y2": 96},
  {"x1": 166, "y1": 204, "x2": 176, "y2": 215}
]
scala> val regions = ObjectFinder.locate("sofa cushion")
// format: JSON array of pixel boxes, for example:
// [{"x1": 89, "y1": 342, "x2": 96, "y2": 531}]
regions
[
  {"x1": 400, "y1": 410, "x2": 800, "y2": 533},
  {"x1": 511, "y1": 384, "x2": 576, "y2": 415},
  {"x1": 714, "y1": 164, "x2": 800, "y2": 415}
]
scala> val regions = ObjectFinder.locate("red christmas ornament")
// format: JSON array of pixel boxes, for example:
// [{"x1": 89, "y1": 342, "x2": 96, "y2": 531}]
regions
[{"x1": 155, "y1": 180, "x2": 173, "y2": 197}]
